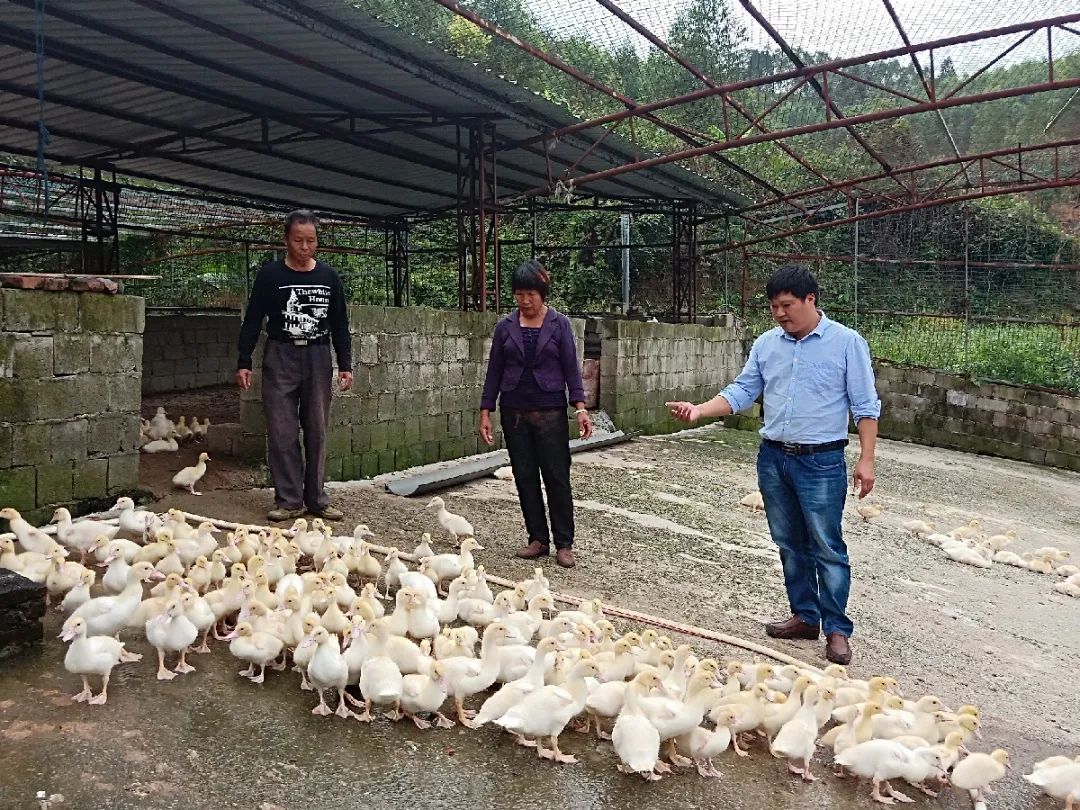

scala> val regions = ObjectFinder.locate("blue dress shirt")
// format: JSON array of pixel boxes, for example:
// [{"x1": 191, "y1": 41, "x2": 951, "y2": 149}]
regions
[{"x1": 719, "y1": 313, "x2": 881, "y2": 443}]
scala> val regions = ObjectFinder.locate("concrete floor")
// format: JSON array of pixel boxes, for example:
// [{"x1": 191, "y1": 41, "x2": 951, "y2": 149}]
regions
[{"x1": 2, "y1": 424, "x2": 1078, "y2": 809}]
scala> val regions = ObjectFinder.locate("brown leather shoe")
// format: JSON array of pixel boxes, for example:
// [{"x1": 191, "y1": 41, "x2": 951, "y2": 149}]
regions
[
  {"x1": 826, "y1": 632, "x2": 852, "y2": 665},
  {"x1": 555, "y1": 548, "x2": 576, "y2": 568},
  {"x1": 516, "y1": 541, "x2": 549, "y2": 560},
  {"x1": 765, "y1": 615, "x2": 821, "y2": 640}
]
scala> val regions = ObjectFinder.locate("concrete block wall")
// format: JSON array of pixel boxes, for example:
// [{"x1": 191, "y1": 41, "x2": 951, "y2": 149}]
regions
[
  {"x1": 142, "y1": 310, "x2": 239, "y2": 393},
  {"x1": 239, "y1": 305, "x2": 587, "y2": 479},
  {"x1": 598, "y1": 316, "x2": 747, "y2": 435},
  {"x1": 875, "y1": 362, "x2": 1080, "y2": 471},
  {"x1": 0, "y1": 289, "x2": 144, "y2": 522}
]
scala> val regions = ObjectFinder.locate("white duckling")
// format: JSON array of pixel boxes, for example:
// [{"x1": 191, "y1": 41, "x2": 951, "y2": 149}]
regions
[
  {"x1": 413, "y1": 532, "x2": 435, "y2": 560},
  {"x1": 944, "y1": 542, "x2": 993, "y2": 568},
  {"x1": 100, "y1": 529, "x2": 142, "y2": 568},
  {"x1": 112, "y1": 498, "x2": 158, "y2": 542},
  {"x1": 44, "y1": 549, "x2": 90, "y2": 605},
  {"x1": 739, "y1": 490, "x2": 765, "y2": 513},
  {"x1": 438, "y1": 621, "x2": 509, "y2": 726},
  {"x1": 711, "y1": 683, "x2": 770, "y2": 757},
  {"x1": 352, "y1": 541, "x2": 382, "y2": 583},
  {"x1": 363, "y1": 611, "x2": 430, "y2": 676},
  {"x1": 639, "y1": 662, "x2": 722, "y2": 755},
  {"x1": 72, "y1": 561, "x2": 163, "y2": 649},
  {"x1": 425, "y1": 495, "x2": 474, "y2": 545},
  {"x1": 948, "y1": 519, "x2": 983, "y2": 540},
  {"x1": 145, "y1": 597, "x2": 199, "y2": 680},
  {"x1": 175, "y1": 416, "x2": 193, "y2": 442},
  {"x1": 60, "y1": 615, "x2": 126, "y2": 704},
  {"x1": 383, "y1": 548, "x2": 408, "y2": 596},
  {"x1": 434, "y1": 626, "x2": 476, "y2": 660},
  {"x1": 141, "y1": 429, "x2": 180, "y2": 454},
  {"x1": 679, "y1": 705, "x2": 737, "y2": 778},
  {"x1": 835, "y1": 740, "x2": 946, "y2": 804},
  {"x1": 423, "y1": 537, "x2": 482, "y2": 590},
  {"x1": 155, "y1": 536, "x2": 186, "y2": 578},
  {"x1": 856, "y1": 501, "x2": 884, "y2": 522},
  {"x1": 500, "y1": 593, "x2": 554, "y2": 644},
  {"x1": 985, "y1": 529, "x2": 1017, "y2": 550},
  {"x1": 398, "y1": 563, "x2": 439, "y2": 602},
  {"x1": 521, "y1": 566, "x2": 551, "y2": 602},
  {"x1": 356, "y1": 582, "x2": 386, "y2": 619},
  {"x1": 613, "y1": 670, "x2": 669, "y2": 781},
  {"x1": 902, "y1": 519, "x2": 935, "y2": 537},
  {"x1": 147, "y1": 405, "x2": 173, "y2": 439},
  {"x1": 951, "y1": 749, "x2": 1010, "y2": 804},
  {"x1": 187, "y1": 556, "x2": 213, "y2": 595},
  {"x1": 131, "y1": 529, "x2": 174, "y2": 565},
  {"x1": 357, "y1": 621, "x2": 405, "y2": 722},
  {"x1": 172, "y1": 452, "x2": 211, "y2": 495},
  {"x1": 0, "y1": 507, "x2": 61, "y2": 555},
  {"x1": 60, "y1": 569, "x2": 96, "y2": 613},
  {"x1": 466, "y1": 564, "x2": 495, "y2": 604},
  {"x1": 1033, "y1": 546, "x2": 1071, "y2": 563},
  {"x1": 473, "y1": 636, "x2": 562, "y2": 732},
  {"x1": 494, "y1": 658, "x2": 602, "y2": 764},
  {"x1": 52, "y1": 507, "x2": 118, "y2": 562},
  {"x1": 400, "y1": 660, "x2": 454, "y2": 729},
  {"x1": 181, "y1": 589, "x2": 216, "y2": 654},
  {"x1": 303, "y1": 625, "x2": 356, "y2": 719},
  {"x1": 320, "y1": 589, "x2": 352, "y2": 638},
  {"x1": 193, "y1": 416, "x2": 209, "y2": 440},
  {"x1": 993, "y1": 549, "x2": 1027, "y2": 567},
  {"x1": 0, "y1": 537, "x2": 51, "y2": 583},
  {"x1": 226, "y1": 621, "x2": 285, "y2": 683},
  {"x1": 762, "y1": 675, "x2": 813, "y2": 738},
  {"x1": 770, "y1": 684, "x2": 828, "y2": 781},
  {"x1": 1024, "y1": 758, "x2": 1080, "y2": 810}
]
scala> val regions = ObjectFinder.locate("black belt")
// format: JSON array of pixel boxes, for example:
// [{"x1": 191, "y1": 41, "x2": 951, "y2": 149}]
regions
[
  {"x1": 763, "y1": 438, "x2": 849, "y2": 456},
  {"x1": 268, "y1": 335, "x2": 330, "y2": 347}
]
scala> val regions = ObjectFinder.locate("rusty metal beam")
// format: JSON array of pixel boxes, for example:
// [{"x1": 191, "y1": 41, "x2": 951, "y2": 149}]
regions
[
  {"x1": 728, "y1": 137, "x2": 1080, "y2": 217},
  {"x1": 506, "y1": 76, "x2": 1080, "y2": 200},
  {"x1": 708, "y1": 173, "x2": 1080, "y2": 251},
  {"x1": 428, "y1": 0, "x2": 777, "y2": 199},
  {"x1": 736, "y1": 0, "x2": 897, "y2": 180},
  {"x1": 504, "y1": 14, "x2": 1080, "y2": 153}
]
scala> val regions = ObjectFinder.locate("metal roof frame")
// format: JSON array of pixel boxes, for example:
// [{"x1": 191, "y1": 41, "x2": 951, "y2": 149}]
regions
[{"x1": 0, "y1": 0, "x2": 747, "y2": 223}]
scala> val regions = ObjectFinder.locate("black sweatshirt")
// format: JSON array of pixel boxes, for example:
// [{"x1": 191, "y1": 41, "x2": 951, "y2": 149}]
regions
[{"x1": 237, "y1": 259, "x2": 352, "y2": 371}]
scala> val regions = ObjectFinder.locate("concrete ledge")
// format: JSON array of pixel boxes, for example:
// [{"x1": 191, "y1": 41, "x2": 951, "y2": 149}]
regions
[{"x1": 0, "y1": 568, "x2": 45, "y2": 659}]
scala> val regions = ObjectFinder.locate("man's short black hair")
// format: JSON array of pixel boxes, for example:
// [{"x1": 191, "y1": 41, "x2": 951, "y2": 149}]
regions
[
  {"x1": 511, "y1": 259, "x2": 551, "y2": 300},
  {"x1": 284, "y1": 209, "x2": 319, "y2": 236},
  {"x1": 766, "y1": 264, "x2": 819, "y2": 301}
]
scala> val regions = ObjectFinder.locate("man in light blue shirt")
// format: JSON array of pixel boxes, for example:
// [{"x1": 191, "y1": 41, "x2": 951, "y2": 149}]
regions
[{"x1": 667, "y1": 265, "x2": 881, "y2": 665}]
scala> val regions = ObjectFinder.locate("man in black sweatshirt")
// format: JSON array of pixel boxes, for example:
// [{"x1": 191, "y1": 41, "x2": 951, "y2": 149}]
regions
[{"x1": 237, "y1": 210, "x2": 352, "y2": 522}]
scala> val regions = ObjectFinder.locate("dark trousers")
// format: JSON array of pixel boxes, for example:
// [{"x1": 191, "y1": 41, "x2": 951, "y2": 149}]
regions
[
  {"x1": 500, "y1": 408, "x2": 574, "y2": 549},
  {"x1": 262, "y1": 340, "x2": 333, "y2": 511}
]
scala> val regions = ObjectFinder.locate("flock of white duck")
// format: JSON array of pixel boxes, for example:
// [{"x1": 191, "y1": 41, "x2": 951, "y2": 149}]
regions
[
  {"x1": 1, "y1": 498, "x2": 1079, "y2": 808},
  {"x1": 897, "y1": 518, "x2": 1080, "y2": 599},
  {"x1": 140, "y1": 406, "x2": 212, "y2": 454},
  {"x1": 738, "y1": 490, "x2": 1079, "y2": 600}
]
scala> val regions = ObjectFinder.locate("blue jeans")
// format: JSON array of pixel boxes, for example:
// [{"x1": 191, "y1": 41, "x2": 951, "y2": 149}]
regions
[{"x1": 756, "y1": 442, "x2": 853, "y2": 637}]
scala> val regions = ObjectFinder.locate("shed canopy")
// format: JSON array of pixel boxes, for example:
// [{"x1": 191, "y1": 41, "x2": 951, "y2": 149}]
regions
[{"x1": 0, "y1": 0, "x2": 746, "y2": 220}]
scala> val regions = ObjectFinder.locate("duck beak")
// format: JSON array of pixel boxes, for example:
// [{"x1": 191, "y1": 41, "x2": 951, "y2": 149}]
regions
[
  {"x1": 149, "y1": 569, "x2": 166, "y2": 581},
  {"x1": 59, "y1": 628, "x2": 75, "y2": 642},
  {"x1": 299, "y1": 634, "x2": 315, "y2": 649},
  {"x1": 223, "y1": 629, "x2": 239, "y2": 641}
]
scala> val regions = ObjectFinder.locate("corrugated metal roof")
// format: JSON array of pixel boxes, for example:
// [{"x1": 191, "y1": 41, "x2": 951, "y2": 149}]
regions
[{"x1": 0, "y1": 0, "x2": 747, "y2": 219}]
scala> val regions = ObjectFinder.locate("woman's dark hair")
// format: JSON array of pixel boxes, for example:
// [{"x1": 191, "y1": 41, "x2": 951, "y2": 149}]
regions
[
  {"x1": 511, "y1": 259, "x2": 551, "y2": 300},
  {"x1": 765, "y1": 264, "x2": 819, "y2": 302},
  {"x1": 284, "y1": 209, "x2": 319, "y2": 237}
]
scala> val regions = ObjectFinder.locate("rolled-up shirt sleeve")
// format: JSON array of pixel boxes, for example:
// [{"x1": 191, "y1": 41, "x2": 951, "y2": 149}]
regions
[
  {"x1": 846, "y1": 334, "x2": 881, "y2": 422},
  {"x1": 719, "y1": 337, "x2": 765, "y2": 413}
]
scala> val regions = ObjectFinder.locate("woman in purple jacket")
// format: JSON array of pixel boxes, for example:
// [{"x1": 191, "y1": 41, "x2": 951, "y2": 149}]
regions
[{"x1": 479, "y1": 260, "x2": 592, "y2": 568}]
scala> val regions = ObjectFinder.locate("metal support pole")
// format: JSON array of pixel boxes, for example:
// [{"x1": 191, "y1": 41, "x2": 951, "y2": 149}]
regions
[
  {"x1": 963, "y1": 207, "x2": 971, "y2": 371},
  {"x1": 740, "y1": 248, "x2": 749, "y2": 318},
  {"x1": 853, "y1": 197, "x2": 860, "y2": 329},
  {"x1": 620, "y1": 212, "x2": 630, "y2": 315}
]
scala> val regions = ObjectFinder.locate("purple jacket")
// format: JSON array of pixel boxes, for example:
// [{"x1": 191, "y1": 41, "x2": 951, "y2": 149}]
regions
[{"x1": 480, "y1": 307, "x2": 586, "y2": 411}]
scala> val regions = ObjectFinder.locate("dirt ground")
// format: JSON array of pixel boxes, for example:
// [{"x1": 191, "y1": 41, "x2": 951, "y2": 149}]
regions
[{"x1": 2, "y1": 423, "x2": 1078, "y2": 809}]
